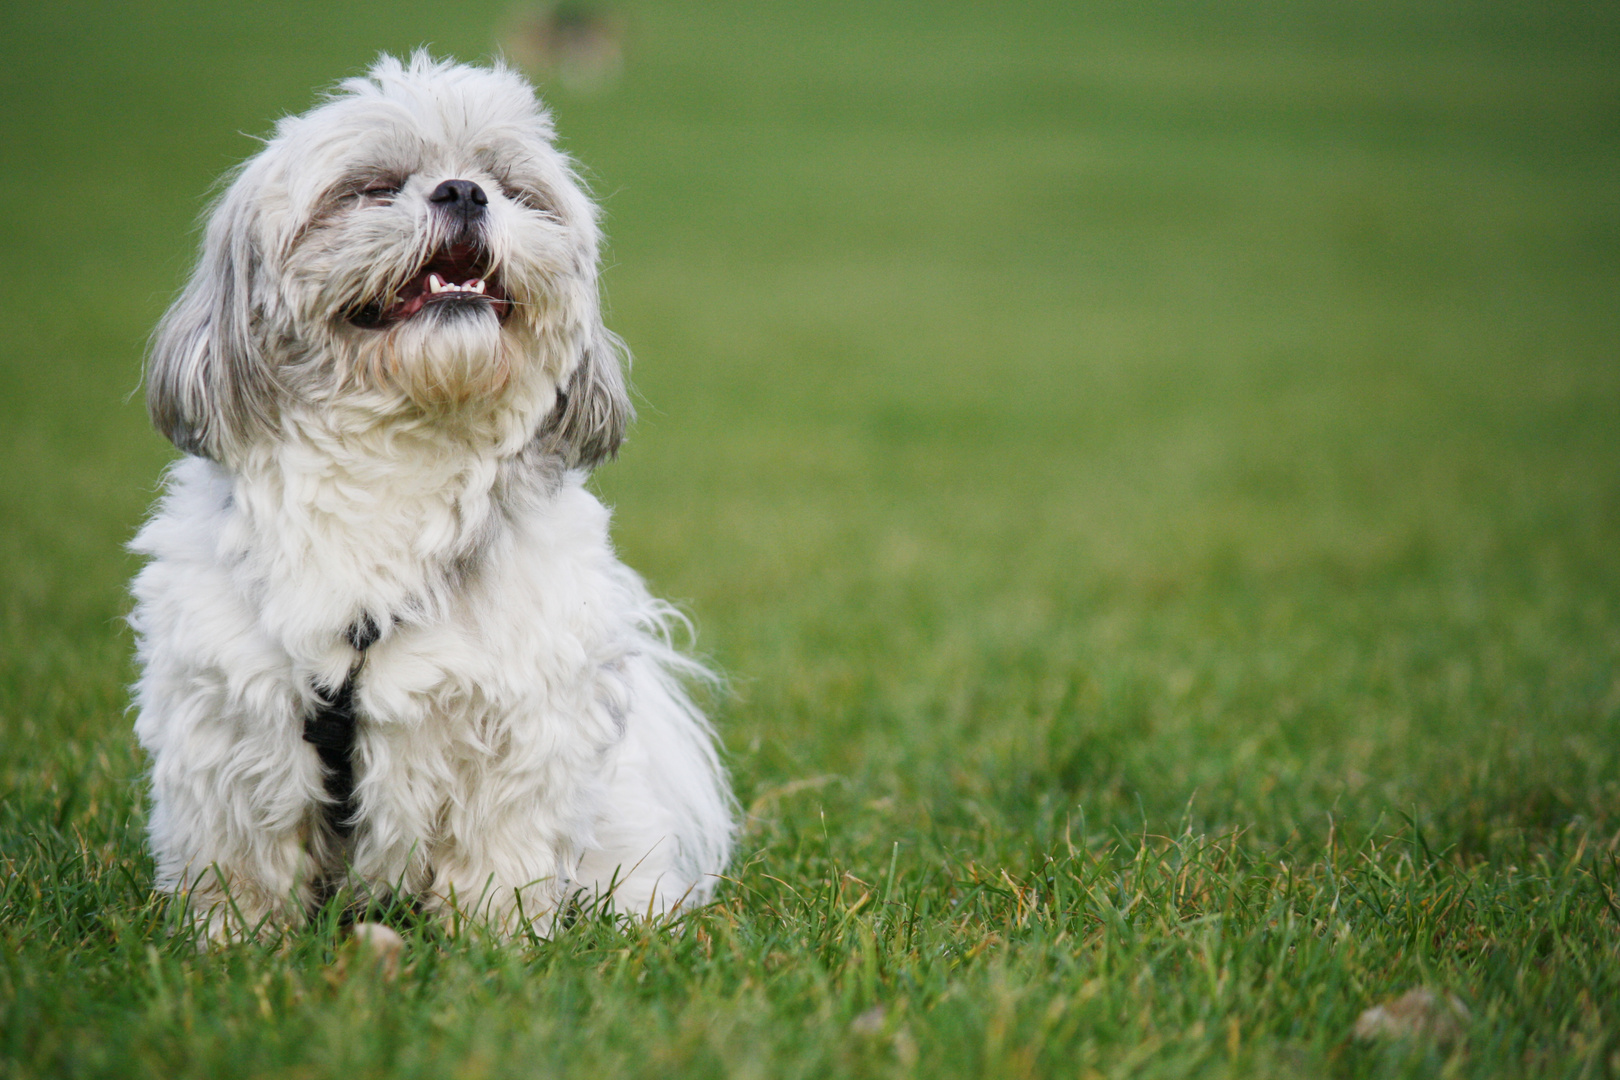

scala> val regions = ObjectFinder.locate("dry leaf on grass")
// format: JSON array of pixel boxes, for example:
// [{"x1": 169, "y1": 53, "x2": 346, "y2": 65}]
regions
[{"x1": 1353, "y1": 987, "x2": 1470, "y2": 1045}]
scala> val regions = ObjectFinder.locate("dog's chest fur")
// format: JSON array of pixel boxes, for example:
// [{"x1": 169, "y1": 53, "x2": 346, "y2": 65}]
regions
[
  {"x1": 226, "y1": 423, "x2": 503, "y2": 671},
  {"x1": 138, "y1": 420, "x2": 618, "y2": 740}
]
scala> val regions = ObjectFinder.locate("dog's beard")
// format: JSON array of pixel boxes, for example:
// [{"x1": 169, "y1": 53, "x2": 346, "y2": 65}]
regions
[
  {"x1": 323, "y1": 234, "x2": 526, "y2": 410},
  {"x1": 351, "y1": 303, "x2": 516, "y2": 408}
]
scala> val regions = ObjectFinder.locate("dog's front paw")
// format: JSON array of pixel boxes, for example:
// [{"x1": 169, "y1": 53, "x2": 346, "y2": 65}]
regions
[{"x1": 162, "y1": 877, "x2": 307, "y2": 947}]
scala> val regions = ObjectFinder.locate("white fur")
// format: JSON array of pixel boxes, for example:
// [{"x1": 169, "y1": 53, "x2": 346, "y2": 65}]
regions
[{"x1": 129, "y1": 54, "x2": 733, "y2": 939}]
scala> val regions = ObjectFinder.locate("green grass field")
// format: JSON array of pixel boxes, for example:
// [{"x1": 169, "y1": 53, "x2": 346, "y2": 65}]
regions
[{"x1": 3, "y1": 0, "x2": 1619, "y2": 1075}]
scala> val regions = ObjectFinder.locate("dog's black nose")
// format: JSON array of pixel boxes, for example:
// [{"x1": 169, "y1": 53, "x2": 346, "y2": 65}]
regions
[{"x1": 429, "y1": 179, "x2": 488, "y2": 215}]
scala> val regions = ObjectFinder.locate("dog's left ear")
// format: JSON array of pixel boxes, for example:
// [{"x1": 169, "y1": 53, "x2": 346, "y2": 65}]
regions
[
  {"x1": 145, "y1": 184, "x2": 279, "y2": 460},
  {"x1": 539, "y1": 327, "x2": 632, "y2": 469}
]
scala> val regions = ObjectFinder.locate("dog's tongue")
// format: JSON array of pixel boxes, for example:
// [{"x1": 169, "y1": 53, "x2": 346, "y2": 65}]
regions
[
  {"x1": 429, "y1": 243, "x2": 485, "y2": 282},
  {"x1": 391, "y1": 247, "x2": 506, "y2": 317},
  {"x1": 352, "y1": 243, "x2": 510, "y2": 327}
]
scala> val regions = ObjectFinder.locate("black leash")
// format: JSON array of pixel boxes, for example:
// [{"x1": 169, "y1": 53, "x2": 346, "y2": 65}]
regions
[{"x1": 303, "y1": 616, "x2": 382, "y2": 837}]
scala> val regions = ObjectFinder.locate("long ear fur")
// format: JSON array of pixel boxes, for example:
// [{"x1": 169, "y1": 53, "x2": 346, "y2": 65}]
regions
[
  {"x1": 539, "y1": 328, "x2": 632, "y2": 469},
  {"x1": 146, "y1": 186, "x2": 279, "y2": 460}
]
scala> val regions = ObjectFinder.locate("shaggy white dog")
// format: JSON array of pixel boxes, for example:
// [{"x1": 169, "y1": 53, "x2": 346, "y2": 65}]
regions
[{"x1": 129, "y1": 54, "x2": 734, "y2": 939}]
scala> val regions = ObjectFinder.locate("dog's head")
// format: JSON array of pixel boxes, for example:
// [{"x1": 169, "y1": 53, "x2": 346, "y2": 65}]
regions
[{"x1": 148, "y1": 53, "x2": 628, "y2": 466}]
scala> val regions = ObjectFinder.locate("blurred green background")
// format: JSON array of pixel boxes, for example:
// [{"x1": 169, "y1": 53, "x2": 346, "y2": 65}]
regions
[
  {"x1": 5, "y1": 0, "x2": 1614, "y2": 836},
  {"x1": 2, "y1": 0, "x2": 1619, "y2": 1074}
]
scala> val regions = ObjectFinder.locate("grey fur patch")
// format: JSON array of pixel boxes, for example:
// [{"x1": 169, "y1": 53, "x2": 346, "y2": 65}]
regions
[{"x1": 535, "y1": 329, "x2": 632, "y2": 469}]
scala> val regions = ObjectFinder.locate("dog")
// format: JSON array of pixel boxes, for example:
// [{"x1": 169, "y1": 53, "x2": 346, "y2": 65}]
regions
[{"x1": 129, "y1": 54, "x2": 734, "y2": 939}]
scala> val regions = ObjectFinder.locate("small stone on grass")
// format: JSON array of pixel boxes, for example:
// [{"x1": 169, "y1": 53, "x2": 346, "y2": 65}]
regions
[{"x1": 345, "y1": 921, "x2": 405, "y2": 980}]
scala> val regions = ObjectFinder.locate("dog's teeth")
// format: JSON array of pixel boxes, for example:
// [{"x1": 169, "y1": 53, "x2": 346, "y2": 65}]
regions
[{"x1": 424, "y1": 274, "x2": 488, "y2": 297}]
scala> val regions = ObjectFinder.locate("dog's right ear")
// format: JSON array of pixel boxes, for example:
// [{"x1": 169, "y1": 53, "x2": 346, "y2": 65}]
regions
[
  {"x1": 538, "y1": 327, "x2": 633, "y2": 470},
  {"x1": 146, "y1": 186, "x2": 279, "y2": 460}
]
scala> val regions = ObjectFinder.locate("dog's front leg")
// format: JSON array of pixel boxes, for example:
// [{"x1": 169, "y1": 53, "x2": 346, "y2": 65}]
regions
[
  {"x1": 423, "y1": 780, "x2": 593, "y2": 939},
  {"x1": 145, "y1": 736, "x2": 324, "y2": 942},
  {"x1": 136, "y1": 661, "x2": 326, "y2": 942}
]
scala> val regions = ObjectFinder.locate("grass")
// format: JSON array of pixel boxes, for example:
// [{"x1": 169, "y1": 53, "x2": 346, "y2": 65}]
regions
[{"x1": 2, "y1": 0, "x2": 1619, "y2": 1075}]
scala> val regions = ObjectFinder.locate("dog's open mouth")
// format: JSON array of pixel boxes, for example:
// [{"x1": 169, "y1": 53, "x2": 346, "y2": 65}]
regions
[{"x1": 346, "y1": 243, "x2": 511, "y2": 329}]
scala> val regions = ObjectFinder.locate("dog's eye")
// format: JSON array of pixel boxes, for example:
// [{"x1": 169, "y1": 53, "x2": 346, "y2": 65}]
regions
[
  {"x1": 342, "y1": 178, "x2": 404, "y2": 203},
  {"x1": 499, "y1": 181, "x2": 557, "y2": 218}
]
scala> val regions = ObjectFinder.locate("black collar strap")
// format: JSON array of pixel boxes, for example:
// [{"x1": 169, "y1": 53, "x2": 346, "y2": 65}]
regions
[{"x1": 303, "y1": 616, "x2": 381, "y2": 837}]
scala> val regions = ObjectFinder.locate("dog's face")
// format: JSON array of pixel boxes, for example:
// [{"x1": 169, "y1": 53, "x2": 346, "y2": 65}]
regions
[{"x1": 148, "y1": 55, "x2": 627, "y2": 465}]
